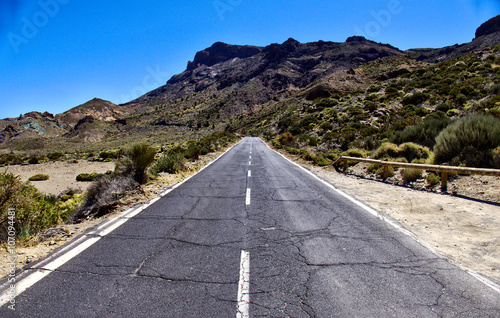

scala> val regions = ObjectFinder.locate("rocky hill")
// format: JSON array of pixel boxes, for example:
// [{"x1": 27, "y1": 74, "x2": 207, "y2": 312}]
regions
[
  {"x1": 55, "y1": 98, "x2": 128, "y2": 126},
  {"x1": 1, "y1": 16, "x2": 499, "y2": 154}
]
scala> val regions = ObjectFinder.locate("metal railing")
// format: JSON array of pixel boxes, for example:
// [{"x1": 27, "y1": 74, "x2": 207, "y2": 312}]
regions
[{"x1": 333, "y1": 156, "x2": 500, "y2": 191}]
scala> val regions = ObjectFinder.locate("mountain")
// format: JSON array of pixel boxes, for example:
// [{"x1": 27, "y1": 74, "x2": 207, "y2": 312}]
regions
[
  {"x1": 55, "y1": 98, "x2": 127, "y2": 126},
  {"x1": 1, "y1": 16, "x2": 499, "y2": 153},
  {"x1": 406, "y1": 15, "x2": 500, "y2": 63}
]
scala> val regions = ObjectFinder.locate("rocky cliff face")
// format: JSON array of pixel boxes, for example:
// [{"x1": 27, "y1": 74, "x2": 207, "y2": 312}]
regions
[
  {"x1": 186, "y1": 42, "x2": 262, "y2": 70},
  {"x1": 476, "y1": 15, "x2": 500, "y2": 38},
  {"x1": 136, "y1": 37, "x2": 403, "y2": 107}
]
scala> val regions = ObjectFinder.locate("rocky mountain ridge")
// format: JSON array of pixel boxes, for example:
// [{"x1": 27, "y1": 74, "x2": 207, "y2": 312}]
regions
[{"x1": 1, "y1": 15, "x2": 499, "y2": 152}]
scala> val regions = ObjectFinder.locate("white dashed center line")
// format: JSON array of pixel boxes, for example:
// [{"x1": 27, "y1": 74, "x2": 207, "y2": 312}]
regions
[
  {"x1": 237, "y1": 250, "x2": 250, "y2": 318},
  {"x1": 246, "y1": 188, "x2": 251, "y2": 206}
]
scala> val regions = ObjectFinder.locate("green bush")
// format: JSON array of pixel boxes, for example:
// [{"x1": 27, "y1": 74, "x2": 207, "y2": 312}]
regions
[
  {"x1": 47, "y1": 152, "x2": 64, "y2": 160},
  {"x1": 492, "y1": 147, "x2": 500, "y2": 169},
  {"x1": 373, "y1": 142, "x2": 400, "y2": 159},
  {"x1": 76, "y1": 173, "x2": 99, "y2": 182},
  {"x1": 126, "y1": 144, "x2": 157, "y2": 183},
  {"x1": 28, "y1": 174, "x2": 49, "y2": 181},
  {"x1": 434, "y1": 115, "x2": 500, "y2": 167},
  {"x1": 184, "y1": 144, "x2": 201, "y2": 161},
  {"x1": 399, "y1": 143, "x2": 432, "y2": 163},
  {"x1": 400, "y1": 169, "x2": 423, "y2": 183},
  {"x1": 426, "y1": 173, "x2": 440, "y2": 187},
  {"x1": 152, "y1": 152, "x2": 186, "y2": 175},
  {"x1": 401, "y1": 92, "x2": 429, "y2": 106},
  {"x1": 0, "y1": 172, "x2": 71, "y2": 241},
  {"x1": 375, "y1": 166, "x2": 395, "y2": 179},
  {"x1": 341, "y1": 148, "x2": 367, "y2": 158},
  {"x1": 28, "y1": 155, "x2": 39, "y2": 165},
  {"x1": 391, "y1": 117, "x2": 451, "y2": 148},
  {"x1": 316, "y1": 98, "x2": 338, "y2": 107}
]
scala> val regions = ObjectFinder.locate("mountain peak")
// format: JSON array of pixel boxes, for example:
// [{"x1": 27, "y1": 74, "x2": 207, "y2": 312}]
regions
[
  {"x1": 475, "y1": 15, "x2": 500, "y2": 38},
  {"x1": 187, "y1": 42, "x2": 262, "y2": 70}
]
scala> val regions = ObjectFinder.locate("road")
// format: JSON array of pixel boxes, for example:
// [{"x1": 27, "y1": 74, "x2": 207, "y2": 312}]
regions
[{"x1": 1, "y1": 137, "x2": 499, "y2": 317}]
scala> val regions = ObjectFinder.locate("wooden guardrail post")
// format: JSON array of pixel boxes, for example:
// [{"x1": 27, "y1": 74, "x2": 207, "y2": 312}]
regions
[
  {"x1": 383, "y1": 165, "x2": 389, "y2": 180},
  {"x1": 441, "y1": 172, "x2": 448, "y2": 191}
]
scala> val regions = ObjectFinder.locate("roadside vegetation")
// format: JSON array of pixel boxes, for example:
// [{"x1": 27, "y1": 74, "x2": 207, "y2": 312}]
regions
[
  {"x1": 268, "y1": 47, "x2": 500, "y2": 176},
  {"x1": 0, "y1": 131, "x2": 238, "y2": 242}
]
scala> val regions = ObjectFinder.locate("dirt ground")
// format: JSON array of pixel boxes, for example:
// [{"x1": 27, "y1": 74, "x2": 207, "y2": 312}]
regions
[
  {"x1": 0, "y1": 160, "x2": 115, "y2": 195},
  {"x1": 1, "y1": 145, "x2": 499, "y2": 287}
]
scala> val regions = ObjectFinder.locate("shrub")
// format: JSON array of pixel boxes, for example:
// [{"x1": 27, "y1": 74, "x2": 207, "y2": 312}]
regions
[
  {"x1": 402, "y1": 92, "x2": 429, "y2": 106},
  {"x1": 426, "y1": 173, "x2": 440, "y2": 187},
  {"x1": 72, "y1": 175, "x2": 138, "y2": 221},
  {"x1": 341, "y1": 148, "x2": 367, "y2": 158},
  {"x1": 184, "y1": 144, "x2": 201, "y2": 161},
  {"x1": 399, "y1": 143, "x2": 432, "y2": 162},
  {"x1": 276, "y1": 132, "x2": 294, "y2": 146},
  {"x1": 28, "y1": 155, "x2": 39, "y2": 164},
  {"x1": 114, "y1": 159, "x2": 134, "y2": 177},
  {"x1": 375, "y1": 166, "x2": 395, "y2": 179},
  {"x1": 76, "y1": 173, "x2": 99, "y2": 182},
  {"x1": 272, "y1": 139, "x2": 282, "y2": 148},
  {"x1": 47, "y1": 152, "x2": 64, "y2": 160},
  {"x1": 126, "y1": 144, "x2": 157, "y2": 183},
  {"x1": 28, "y1": 174, "x2": 49, "y2": 181},
  {"x1": 373, "y1": 142, "x2": 400, "y2": 159},
  {"x1": 0, "y1": 172, "x2": 70, "y2": 241},
  {"x1": 400, "y1": 169, "x2": 423, "y2": 183},
  {"x1": 391, "y1": 117, "x2": 451, "y2": 148},
  {"x1": 316, "y1": 98, "x2": 338, "y2": 107},
  {"x1": 434, "y1": 115, "x2": 500, "y2": 167},
  {"x1": 492, "y1": 147, "x2": 500, "y2": 169},
  {"x1": 151, "y1": 152, "x2": 186, "y2": 175}
]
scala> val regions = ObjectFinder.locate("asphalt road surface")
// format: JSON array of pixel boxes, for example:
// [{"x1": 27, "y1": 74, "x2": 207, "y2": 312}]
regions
[{"x1": 1, "y1": 137, "x2": 499, "y2": 317}]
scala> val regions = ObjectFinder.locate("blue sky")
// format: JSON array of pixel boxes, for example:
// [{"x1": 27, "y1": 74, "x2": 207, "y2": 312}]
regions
[{"x1": 0, "y1": 0, "x2": 499, "y2": 119}]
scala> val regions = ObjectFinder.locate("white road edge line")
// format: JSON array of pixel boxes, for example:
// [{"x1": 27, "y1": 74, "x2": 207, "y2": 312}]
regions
[
  {"x1": 260, "y1": 138, "x2": 500, "y2": 294},
  {"x1": 246, "y1": 189, "x2": 251, "y2": 206},
  {"x1": 237, "y1": 250, "x2": 250, "y2": 318},
  {"x1": 0, "y1": 140, "x2": 245, "y2": 307}
]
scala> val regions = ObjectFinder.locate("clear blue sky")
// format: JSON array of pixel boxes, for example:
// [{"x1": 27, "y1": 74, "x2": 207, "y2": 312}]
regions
[{"x1": 1, "y1": 0, "x2": 499, "y2": 119}]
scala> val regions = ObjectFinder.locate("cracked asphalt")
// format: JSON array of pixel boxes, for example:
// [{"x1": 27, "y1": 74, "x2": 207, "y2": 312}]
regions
[{"x1": 1, "y1": 137, "x2": 500, "y2": 317}]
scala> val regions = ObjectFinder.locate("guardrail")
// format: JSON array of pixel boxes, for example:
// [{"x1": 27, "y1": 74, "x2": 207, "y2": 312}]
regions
[{"x1": 333, "y1": 156, "x2": 500, "y2": 191}]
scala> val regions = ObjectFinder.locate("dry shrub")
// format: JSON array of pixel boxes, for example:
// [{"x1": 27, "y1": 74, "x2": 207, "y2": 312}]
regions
[
  {"x1": 71, "y1": 175, "x2": 139, "y2": 222},
  {"x1": 277, "y1": 132, "x2": 294, "y2": 146},
  {"x1": 400, "y1": 169, "x2": 423, "y2": 183},
  {"x1": 426, "y1": 173, "x2": 440, "y2": 187}
]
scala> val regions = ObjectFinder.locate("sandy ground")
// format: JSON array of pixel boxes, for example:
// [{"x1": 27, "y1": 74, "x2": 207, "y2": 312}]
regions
[
  {"x1": 0, "y1": 160, "x2": 115, "y2": 195},
  {"x1": 1, "y1": 144, "x2": 499, "y2": 287}
]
